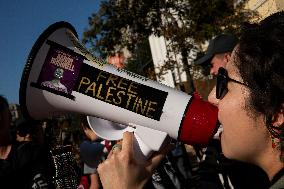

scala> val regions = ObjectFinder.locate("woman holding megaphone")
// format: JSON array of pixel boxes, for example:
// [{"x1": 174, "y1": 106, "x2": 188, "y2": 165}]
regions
[{"x1": 97, "y1": 12, "x2": 284, "y2": 189}]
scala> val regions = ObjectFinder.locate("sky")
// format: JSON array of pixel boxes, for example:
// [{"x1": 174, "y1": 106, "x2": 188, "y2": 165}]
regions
[{"x1": 0, "y1": 0, "x2": 102, "y2": 104}]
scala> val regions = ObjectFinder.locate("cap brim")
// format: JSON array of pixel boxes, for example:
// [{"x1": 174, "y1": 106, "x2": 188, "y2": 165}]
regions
[{"x1": 194, "y1": 53, "x2": 212, "y2": 65}]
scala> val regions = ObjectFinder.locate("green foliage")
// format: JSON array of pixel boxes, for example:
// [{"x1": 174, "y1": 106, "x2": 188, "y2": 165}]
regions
[
  {"x1": 124, "y1": 38, "x2": 155, "y2": 78},
  {"x1": 186, "y1": 0, "x2": 257, "y2": 42},
  {"x1": 83, "y1": 0, "x2": 256, "y2": 53}
]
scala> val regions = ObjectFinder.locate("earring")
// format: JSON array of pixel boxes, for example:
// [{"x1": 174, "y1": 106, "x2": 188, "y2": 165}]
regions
[
  {"x1": 269, "y1": 122, "x2": 282, "y2": 150},
  {"x1": 271, "y1": 137, "x2": 280, "y2": 150},
  {"x1": 280, "y1": 127, "x2": 284, "y2": 162}
]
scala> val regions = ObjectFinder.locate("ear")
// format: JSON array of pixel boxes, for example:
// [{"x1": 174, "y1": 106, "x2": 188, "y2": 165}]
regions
[
  {"x1": 272, "y1": 105, "x2": 284, "y2": 127},
  {"x1": 223, "y1": 53, "x2": 231, "y2": 63}
]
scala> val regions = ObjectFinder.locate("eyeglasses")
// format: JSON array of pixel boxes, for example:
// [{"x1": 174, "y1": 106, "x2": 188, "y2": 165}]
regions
[{"x1": 216, "y1": 67, "x2": 248, "y2": 99}]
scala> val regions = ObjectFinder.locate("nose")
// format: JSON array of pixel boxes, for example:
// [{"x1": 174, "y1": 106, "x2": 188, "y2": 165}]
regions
[
  {"x1": 208, "y1": 86, "x2": 219, "y2": 107},
  {"x1": 210, "y1": 68, "x2": 214, "y2": 75},
  {"x1": 210, "y1": 67, "x2": 218, "y2": 75}
]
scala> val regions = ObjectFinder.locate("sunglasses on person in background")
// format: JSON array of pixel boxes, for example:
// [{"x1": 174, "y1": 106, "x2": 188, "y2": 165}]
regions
[{"x1": 216, "y1": 67, "x2": 248, "y2": 99}]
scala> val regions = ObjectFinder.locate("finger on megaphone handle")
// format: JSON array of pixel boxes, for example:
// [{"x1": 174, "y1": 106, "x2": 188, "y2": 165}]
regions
[
  {"x1": 146, "y1": 142, "x2": 175, "y2": 173},
  {"x1": 121, "y1": 131, "x2": 134, "y2": 158}
]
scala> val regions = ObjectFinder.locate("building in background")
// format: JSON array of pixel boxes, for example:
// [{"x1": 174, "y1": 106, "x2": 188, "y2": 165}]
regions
[
  {"x1": 148, "y1": 35, "x2": 176, "y2": 88},
  {"x1": 9, "y1": 103, "x2": 22, "y2": 125},
  {"x1": 247, "y1": 0, "x2": 284, "y2": 19}
]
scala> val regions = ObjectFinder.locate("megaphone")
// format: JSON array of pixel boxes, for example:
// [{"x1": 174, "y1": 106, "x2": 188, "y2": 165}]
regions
[{"x1": 19, "y1": 21, "x2": 218, "y2": 160}]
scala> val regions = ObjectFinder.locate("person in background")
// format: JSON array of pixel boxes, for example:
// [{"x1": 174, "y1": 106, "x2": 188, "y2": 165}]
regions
[
  {"x1": 194, "y1": 34, "x2": 269, "y2": 188},
  {"x1": 15, "y1": 120, "x2": 49, "y2": 189},
  {"x1": 79, "y1": 115, "x2": 107, "y2": 189},
  {"x1": 1, "y1": 96, "x2": 49, "y2": 188},
  {"x1": 96, "y1": 11, "x2": 284, "y2": 189},
  {"x1": 195, "y1": 34, "x2": 237, "y2": 76},
  {"x1": 0, "y1": 95, "x2": 17, "y2": 188}
]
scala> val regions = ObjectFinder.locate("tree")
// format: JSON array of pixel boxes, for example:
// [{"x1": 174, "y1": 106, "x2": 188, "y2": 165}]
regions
[
  {"x1": 126, "y1": 37, "x2": 157, "y2": 80},
  {"x1": 82, "y1": 0, "x2": 257, "y2": 93}
]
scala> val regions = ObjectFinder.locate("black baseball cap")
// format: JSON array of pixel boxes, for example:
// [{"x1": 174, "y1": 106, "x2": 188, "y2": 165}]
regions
[{"x1": 195, "y1": 34, "x2": 238, "y2": 65}]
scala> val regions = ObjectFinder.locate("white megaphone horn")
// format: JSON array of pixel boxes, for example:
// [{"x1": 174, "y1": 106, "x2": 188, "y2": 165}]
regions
[
  {"x1": 19, "y1": 21, "x2": 219, "y2": 160},
  {"x1": 87, "y1": 116, "x2": 171, "y2": 161}
]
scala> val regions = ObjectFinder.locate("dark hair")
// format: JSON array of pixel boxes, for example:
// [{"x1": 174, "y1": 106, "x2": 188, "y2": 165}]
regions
[
  {"x1": 0, "y1": 95, "x2": 11, "y2": 129},
  {"x1": 80, "y1": 115, "x2": 91, "y2": 130},
  {"x1": 16, "y1": 120, "x2": 33, "y2": 137},
  {"x1": 0, "y1": 95, "x2": 12, "y2": 145},
  {"x1": 16, "y1": 120, "x2": 44, "y2": 144},
  {"x1": 0, "y1": 95, "x2": 9, "y2": 112},
  {"x1": 235, "y1": 12, "x2": 284, "y2": 140}
]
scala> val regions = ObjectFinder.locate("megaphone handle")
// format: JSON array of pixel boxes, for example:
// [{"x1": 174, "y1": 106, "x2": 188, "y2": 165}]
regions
[{"x1": 133, "y1": 133, "x2": 153, "y2": 162}]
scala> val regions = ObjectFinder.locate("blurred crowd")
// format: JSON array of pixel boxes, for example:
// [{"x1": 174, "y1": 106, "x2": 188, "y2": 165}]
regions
[
  {"x1": 0, "y1": 94, "x2": 204, "y2": 189},
  {"x1": 0, "y1": 94, "x2": 271, "y2": 189}
]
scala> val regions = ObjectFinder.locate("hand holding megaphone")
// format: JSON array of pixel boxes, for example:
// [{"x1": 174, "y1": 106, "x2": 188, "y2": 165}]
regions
[{"x1": 19, "y1": 21, "x2": 218, "y2": 161}]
